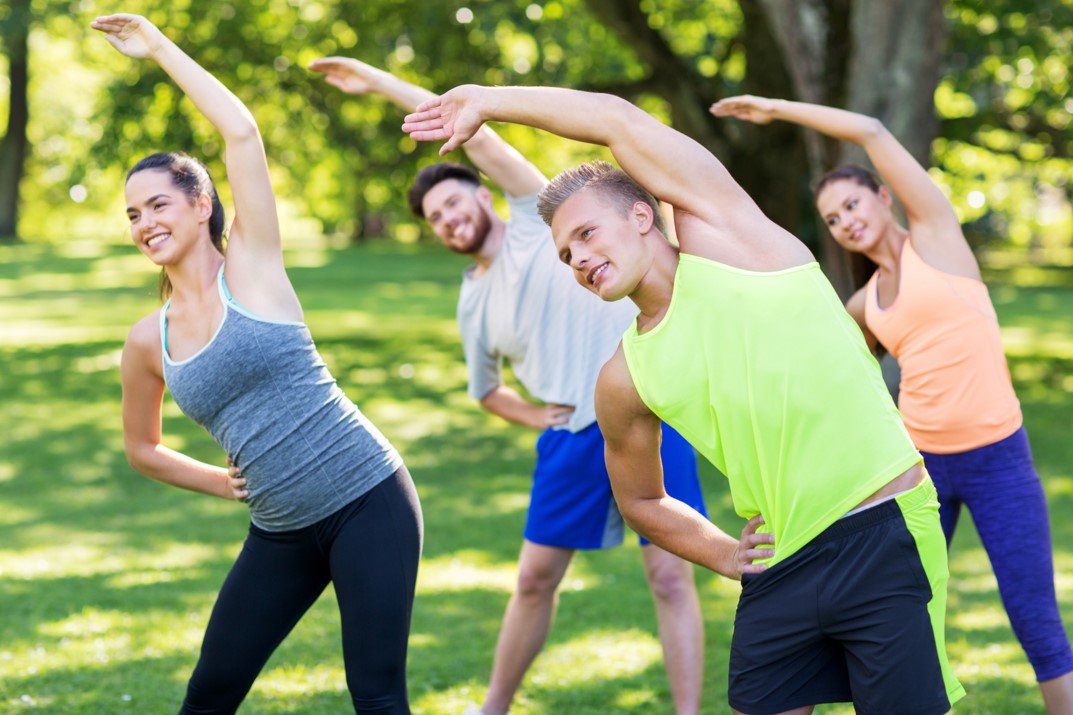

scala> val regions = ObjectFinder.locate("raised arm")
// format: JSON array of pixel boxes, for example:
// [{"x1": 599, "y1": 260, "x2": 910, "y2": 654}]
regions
[
  {"x1": 595, "y1": 350, "x2": 773, "y2": 579},
  {"x1": 310, "y1": 58, "x2": 545, "y2": 197},
  {"x1": 91, "y1": 14, "x2": 280, "y2": 258},
  {"x1": 711, "y1": 96, "x2": 976, "y2": 274},
  {"x1": 403, "y1": 86, "x2": 769, "y2": 232}
]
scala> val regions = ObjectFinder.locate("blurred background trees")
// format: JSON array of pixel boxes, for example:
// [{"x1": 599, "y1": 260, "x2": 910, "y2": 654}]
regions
[{"x1": 1, "y1": 0, "x2": 1069, "y2": 295}]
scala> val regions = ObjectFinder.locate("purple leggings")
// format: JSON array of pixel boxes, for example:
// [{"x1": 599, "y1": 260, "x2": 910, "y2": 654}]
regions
[{"x1": 921, "y1": 426, "x2": 1073, "y2": 682}]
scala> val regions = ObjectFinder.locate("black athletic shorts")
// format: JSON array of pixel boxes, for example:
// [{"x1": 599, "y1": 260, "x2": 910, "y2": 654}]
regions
[{"x1": 728, "y1": 479, "x2": 964, "y2": 715}]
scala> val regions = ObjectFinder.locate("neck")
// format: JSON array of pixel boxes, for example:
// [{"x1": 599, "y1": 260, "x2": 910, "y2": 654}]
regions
[
  {"x1": 164, "y1": 243, "x2": 225, "y2": 303},
  {"x1": 468, "y1": 215, "x2": 507, "y2": 277},
  {"x1": 864, "y1": 224, "x2": 909, "y2": 273},
  {"x1": 629, "y1": 238, "x2": 680, "y2": 333}
]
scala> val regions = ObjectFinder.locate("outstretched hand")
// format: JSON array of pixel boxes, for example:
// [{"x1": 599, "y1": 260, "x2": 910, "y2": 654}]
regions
[
  {"x1": 308, "y1": 57, "x2": 381, "y2": 95},
  {"x1": 734, "y1": 514, "x2": 775, "y2": 577},
  {"x1": 402, "y1": 85, "x2": 486, "y2": 155},
  {"x1": 90, "y1": 14, "x2": 167, "y2": 60},
  {"x1": 709, "y1": 95, "x2": 778, "y2": 125}
]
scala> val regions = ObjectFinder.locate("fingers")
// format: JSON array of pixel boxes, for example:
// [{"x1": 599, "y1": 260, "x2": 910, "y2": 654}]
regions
[
  {"x1": 227, "y1": 464, "x2": 248, "y2": 501},
  {"x1": 741, "y1": 513, "x2": 766, "y2": 535},
  {"x1": 440, "y1": 136, "x2": 464, "y2": 155},
  {"x1": 545, "y1": 404, "x2": 575, "y2": 426}
]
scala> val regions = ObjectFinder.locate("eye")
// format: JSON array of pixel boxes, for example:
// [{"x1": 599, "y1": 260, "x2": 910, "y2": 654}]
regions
[
  {"x1": 826, "y1": 216, "x2": 838, "y2": 227},
  {"x1": 847, "y1": 199, "x2": 858, "y2": 210},
  {"x1": 560, "y1": 250, "x2": 572, "y2": 265},
  {"x1": 581, "y1": 228, "x2": 594, "y2": 239},
  {"x1": 128, "y1": 213, "x2": 139, "y2": 223}
]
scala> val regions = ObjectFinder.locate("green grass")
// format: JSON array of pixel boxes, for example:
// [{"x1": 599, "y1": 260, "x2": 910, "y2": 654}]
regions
[{"x1": 1, "y1": 239, "x2": 1071, "y2": 713}]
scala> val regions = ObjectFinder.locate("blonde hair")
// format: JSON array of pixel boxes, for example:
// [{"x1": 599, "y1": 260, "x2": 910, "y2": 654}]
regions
[{"x1": 537, "y1": 160, "x2": 667, "y2": 236}]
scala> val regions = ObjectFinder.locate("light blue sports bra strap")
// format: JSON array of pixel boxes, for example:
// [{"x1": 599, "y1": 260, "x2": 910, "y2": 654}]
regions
[
  {"x1": 159, "y1": 300, "x2": 171, "y2": 357},
  {"x1": 217, "y1": 263, "x2": 236, "y2": 305}
]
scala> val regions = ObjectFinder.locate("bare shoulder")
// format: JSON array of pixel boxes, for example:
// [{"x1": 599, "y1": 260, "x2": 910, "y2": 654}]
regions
[
  {"x1": 595, "y1": 346, "x2": 651, "y2": 427},
  {"x1": 123, "y1": 310, "x2": 164, "y2": 377},
  {"x1": 674, "y1": 209, "x2": 815, "y2": 272},
  {"x1": 845, "y1": 284, "x2": 870, "y2": 319}
]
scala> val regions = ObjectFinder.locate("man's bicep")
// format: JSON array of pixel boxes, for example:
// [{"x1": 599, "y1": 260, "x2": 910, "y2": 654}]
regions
[{"x1": 595, "y1": 354, "x2": 665, "y2": 499}]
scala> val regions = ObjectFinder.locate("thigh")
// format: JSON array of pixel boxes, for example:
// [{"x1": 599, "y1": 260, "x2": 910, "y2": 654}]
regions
[
  {"x1": 728, "y1": 551, "x2": 850, "y2": 715},
  {"x1": 828, "y1": 484, "x2": 961, "y2": 715},
  {"x1": 327, "y1": 469, "x2": 423, "y2": 713},
  {"x1": 182, "y1": 524, "x2": 331, "y2": 713},
  {"x1": 920, "y1": 452, "x2": 962, "y2": 544}
]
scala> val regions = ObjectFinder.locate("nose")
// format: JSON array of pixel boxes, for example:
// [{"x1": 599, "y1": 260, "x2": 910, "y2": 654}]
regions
[{"x1": 570, "y1": 245, "x2": 590, "y2": 270}]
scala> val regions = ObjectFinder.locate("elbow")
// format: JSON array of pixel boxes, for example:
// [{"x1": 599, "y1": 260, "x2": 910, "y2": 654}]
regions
[
  {"x1": 860, "y1": 116, "x2": 887, "y2": 143},
  {"x1": 123, "y1": 440, "x2": 155, "y2": 476},
  {"x1": 227, "y1": 114, "x2": 262, "y2": 146}
]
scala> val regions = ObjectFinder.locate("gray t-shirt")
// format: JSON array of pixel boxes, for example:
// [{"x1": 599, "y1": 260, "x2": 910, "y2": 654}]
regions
[{"x1": 456, "y1": 193, "x2": 638, "y2": 432}]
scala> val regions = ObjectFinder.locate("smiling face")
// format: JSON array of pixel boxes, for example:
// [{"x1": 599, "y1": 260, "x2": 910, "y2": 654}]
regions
[
  {"x1": 420, "y1": 178, "x2": 494, "y2": 256},
  {"x1": 815, "y1": 178, "x2": 895, "y2": 253},
  {"x1": 125, "y1": 168, "x2": 211, "y2": 265},
  {"x1": 550, "y1": 187, "x2": 656, "y2": 302}
]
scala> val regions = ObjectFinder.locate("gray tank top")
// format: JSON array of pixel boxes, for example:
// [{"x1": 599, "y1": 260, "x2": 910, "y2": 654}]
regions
[{"x1": 160, "y1": 266, "x2": 404, "y2": 531}]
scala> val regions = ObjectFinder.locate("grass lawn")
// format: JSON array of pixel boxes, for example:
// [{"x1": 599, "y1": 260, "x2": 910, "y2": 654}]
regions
[{"x1": 0, "y1": 239, "x2": 1070, "y2": 714}]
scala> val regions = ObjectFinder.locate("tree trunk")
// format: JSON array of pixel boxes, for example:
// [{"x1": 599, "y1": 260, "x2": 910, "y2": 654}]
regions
[
  {"x1": 757, "y1": 0, "x2": 946, "y2": 298},
  {"x1": 0, "y1": 0, "x2": 31, "y2": 243}
]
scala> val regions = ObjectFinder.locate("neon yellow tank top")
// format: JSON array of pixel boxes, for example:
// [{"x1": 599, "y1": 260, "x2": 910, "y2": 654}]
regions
[{"x1": 622, "y1": 255, "x2": 920, "y2": 565}]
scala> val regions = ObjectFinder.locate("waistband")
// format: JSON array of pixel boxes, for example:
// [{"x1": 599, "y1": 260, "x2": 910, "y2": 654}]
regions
[{"x1": 809, "y1": 477, "x2": 934, "y2": 547}]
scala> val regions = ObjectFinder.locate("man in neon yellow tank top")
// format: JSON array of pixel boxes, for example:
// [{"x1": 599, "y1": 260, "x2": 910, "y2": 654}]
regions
[{"x1": 404, "y1": 87, "x2": 965, "y2": 715}]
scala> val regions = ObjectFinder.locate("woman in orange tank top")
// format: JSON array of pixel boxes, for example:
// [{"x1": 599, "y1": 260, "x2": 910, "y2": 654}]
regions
[{"x1": 711, "y1": 94, "x2": 1073, "y2": 713}]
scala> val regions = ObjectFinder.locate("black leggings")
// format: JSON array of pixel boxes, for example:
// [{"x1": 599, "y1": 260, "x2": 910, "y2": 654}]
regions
[{"x1": 179, "y1": 467, "x2": 423, "y2": 714}]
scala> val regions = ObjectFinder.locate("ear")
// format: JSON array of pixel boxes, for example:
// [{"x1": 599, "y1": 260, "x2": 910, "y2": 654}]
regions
[
  {"x1": 474, "y1": 184, "x2": 495, "y2": 209},
  {"x1": 876, "y1": 185, "x2": 895, "y2": 209},
  {"x1": 632, "y1": 200, "x2": 656, "y2": 234},
  {"x1": 196, "y1": 192, "x2": 214, "y2": 223}
]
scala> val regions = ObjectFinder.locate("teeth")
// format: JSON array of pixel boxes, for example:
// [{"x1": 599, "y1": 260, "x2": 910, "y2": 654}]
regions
[
  {"x1": 592, "y1": 264, "x2": 608, "y2": 283},
  {"x1": 147, "y1": 233, "x2": 169, "y2": 247}
]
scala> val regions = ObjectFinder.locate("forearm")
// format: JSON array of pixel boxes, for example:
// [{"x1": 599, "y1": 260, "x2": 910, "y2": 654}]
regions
[
  {"x1": 767, "y1": 99, "x2": 883, "y2": 147},
  {"x1": 475, "y1": 86, "x2": 632, "y2": 150},
  {"x1": 461, "y1": 128, "x2": 546, "y2": 198},
  {"x1": 479, "y1": 385, "x2": 546, "y2": 429},
  {"x1": 371, "y1": 70, "x2": 437, "y2": 113},
  {"x1": 149, "y1": 39, "x2": 259, "y2": 144},
  {"x1": 126, "y1": 442, "x2": 233, "y2": 499},
  {"x1": 620, "y1": 496, "x2": 741, "y2": 577}
]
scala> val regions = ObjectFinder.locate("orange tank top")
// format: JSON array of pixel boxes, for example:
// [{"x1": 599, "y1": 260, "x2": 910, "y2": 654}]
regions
[{"x1": 864, "y1": 240, "x2": 1021, "y2": 453}]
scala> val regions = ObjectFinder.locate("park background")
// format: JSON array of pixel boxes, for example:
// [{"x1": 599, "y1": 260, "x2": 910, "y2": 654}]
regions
[{"x1": 1, "y1": 0, "x2": 1072, "y2": 712}]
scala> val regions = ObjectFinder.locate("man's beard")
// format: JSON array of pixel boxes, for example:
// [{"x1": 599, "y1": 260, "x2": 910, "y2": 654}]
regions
[{"x1": 452, "y1": 209, "x2": 492, "y2": 255}]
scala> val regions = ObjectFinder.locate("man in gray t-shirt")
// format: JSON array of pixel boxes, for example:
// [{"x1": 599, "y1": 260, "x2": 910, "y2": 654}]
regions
[{"x1": 311, "y1": 56, "x2": 708, "y2": 715}]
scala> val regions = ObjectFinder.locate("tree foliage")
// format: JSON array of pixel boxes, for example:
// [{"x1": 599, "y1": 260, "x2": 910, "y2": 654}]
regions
[{"x1": 2, "y1": 0, "x2": 1070, "y2": 280}]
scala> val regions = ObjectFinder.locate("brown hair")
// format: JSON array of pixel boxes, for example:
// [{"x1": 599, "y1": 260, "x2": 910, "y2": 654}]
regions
[
  {"x1": 407, "y1": 162, "x2": 481, "y2": 218},
  {"x1": 127, "y1": 152, "x2": 226, "y2": 300},
  {"x1": 814, "y1": 164, "x2": 882, "y2": 199},
  {"x1": 537, "y1": 160, "x2": 667, "y2": 236}
]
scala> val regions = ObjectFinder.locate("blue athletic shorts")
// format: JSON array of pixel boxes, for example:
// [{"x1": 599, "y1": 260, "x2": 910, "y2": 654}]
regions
[{"x1": 524, "y1": 421, "x2": 707, "y2": 549}]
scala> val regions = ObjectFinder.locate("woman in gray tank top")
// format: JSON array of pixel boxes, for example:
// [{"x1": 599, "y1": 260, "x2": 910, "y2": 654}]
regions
[{"x1": 92, "y1": 13, "x2": 422, "y2": 714}]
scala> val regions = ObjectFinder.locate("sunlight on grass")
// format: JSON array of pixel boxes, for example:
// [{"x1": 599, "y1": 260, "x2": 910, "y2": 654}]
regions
[
  {"x1": 3, "y1": 242, "x2": 1071, "y2": 713},
  {"x1": 1, "y1": 541, "x2": 224, "y2": 580},
  {"x1": 2, "y1": 608, "x2": 205, "y2": 680},
  {"x1": 412, "y1": 684, "x2": 486, "y2": 714},
  {"x1": 256, "y1": 663, "x2": 348, "y2": 697},
  {"x1": 416, "y1": 555, "x2": 516, "y2": 594},
  {"x1": 949, "y1": 604, "x2": 1011, "y2": 632},
  {"x1": 537, "y1": 630, "x2": 662, "y2": 684}
]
